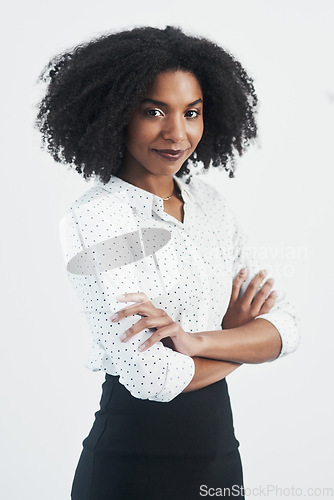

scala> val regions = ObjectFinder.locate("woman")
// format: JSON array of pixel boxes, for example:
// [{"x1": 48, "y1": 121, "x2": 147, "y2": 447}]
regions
[{"x1": 36, "y1": 26, "x2": 299, "y2": 499}]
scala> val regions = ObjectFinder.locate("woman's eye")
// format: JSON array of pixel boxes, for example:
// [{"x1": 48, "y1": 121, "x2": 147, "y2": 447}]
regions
[
  {"x1": 146, "y1": 109, "x2": 163, "y2": 117},
  {"x1": 185, "y1": 110, "x2": 200, "y2": 118}
]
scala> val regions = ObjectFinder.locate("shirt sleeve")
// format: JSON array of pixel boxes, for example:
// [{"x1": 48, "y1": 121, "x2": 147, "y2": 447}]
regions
[
  {"x1": 59, "y1": 204, "x2": 195, "y2": 402},
  {"x1": 226, "y1": 198, "x2": 300, "y2": 359}
]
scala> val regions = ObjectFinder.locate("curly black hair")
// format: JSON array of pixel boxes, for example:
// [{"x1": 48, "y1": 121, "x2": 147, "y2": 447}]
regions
[{"x1": 36, "y1": 26, "x2": 258, "y2": 184}]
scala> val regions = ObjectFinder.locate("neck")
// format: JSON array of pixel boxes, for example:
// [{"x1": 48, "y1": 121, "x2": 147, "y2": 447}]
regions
[{"x1": 115, "y1": 155, "x2": 177, "y2": 199}]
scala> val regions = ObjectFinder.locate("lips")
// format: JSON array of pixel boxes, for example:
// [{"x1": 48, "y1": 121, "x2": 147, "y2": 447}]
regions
[{"x1": 153, "y1": 149, "x2": 187, "y2": 161}]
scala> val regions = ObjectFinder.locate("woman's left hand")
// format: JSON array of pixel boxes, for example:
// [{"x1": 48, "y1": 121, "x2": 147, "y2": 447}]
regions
[{"x1": 110, "y1": 292, "x2": 198, "y2": 356}]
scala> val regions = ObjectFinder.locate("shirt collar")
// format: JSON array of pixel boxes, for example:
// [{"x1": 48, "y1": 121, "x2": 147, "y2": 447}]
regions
[{"x1": 94, "y1": 174, "x2": 194, "y2": 220}]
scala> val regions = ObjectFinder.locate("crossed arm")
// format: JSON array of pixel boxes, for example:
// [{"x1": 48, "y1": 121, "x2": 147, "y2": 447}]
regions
[
  {"x1": 111, "y1": 267, "x2": 282, "y2": 393},
  {"x1": 183, "y1": 317, "x2": 281, "y2": 392}
]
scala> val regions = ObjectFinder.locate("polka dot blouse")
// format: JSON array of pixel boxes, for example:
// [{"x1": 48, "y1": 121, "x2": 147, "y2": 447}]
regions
[{"x1": 59, "y1": 174, "x2": 299, "y2": 402}]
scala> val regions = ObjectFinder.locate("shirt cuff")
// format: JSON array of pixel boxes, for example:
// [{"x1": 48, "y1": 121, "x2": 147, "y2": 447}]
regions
[
  {"x1": 255, "y1": 310, "x2": 300, "y2": 361},
  {"x1": 150, "y1": 351, "x2": 195, "y2": 402}
]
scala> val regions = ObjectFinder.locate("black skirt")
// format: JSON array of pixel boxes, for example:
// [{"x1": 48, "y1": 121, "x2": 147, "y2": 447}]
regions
[{"x1": 71, "y1": 374, "x2": 244, "y2": 499}]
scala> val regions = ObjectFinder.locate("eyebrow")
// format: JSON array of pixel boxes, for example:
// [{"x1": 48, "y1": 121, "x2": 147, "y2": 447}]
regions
[{"x1": 140, "y1": 98, "x2": 203, "y2": 107}]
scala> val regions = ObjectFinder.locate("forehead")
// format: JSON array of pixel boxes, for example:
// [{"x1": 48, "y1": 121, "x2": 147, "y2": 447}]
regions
[{"x1": 144, "y1": 70, "x2": 203, "y2": 100}]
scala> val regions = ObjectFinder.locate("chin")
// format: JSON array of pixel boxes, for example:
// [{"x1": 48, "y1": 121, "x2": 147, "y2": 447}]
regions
[{"x1": 145, "y1": 161, "x2": 181, "y2": 175}]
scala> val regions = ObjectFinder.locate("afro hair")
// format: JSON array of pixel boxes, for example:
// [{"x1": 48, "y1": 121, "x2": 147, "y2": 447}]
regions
[{"x1": 36, "y1": 25, "x2": 258, "y2": 184}]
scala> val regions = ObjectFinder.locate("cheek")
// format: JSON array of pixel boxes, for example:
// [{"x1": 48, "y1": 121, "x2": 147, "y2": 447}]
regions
[
  {"x1": 190, "y1": 121, "x2": 204, "y2": 147},
  {"x1": 126, "y1": 119, "x2": 159, "y2": 153}
]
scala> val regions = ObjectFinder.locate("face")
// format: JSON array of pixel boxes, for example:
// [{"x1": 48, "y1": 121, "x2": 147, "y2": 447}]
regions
[{"x1": 124, "y1": 70, "x2": 204, "y2": 178}]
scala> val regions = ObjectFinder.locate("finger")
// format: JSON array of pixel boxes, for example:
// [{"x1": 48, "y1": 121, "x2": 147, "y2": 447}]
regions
[
  {"x1": 258, "y1": 290, "x2": 278, "y2": 315},
  {"x1": 119, "y1": 314, "x2": 172, "y2": 342},
  {"x1": 230, "y1": 267, "x2": 249, "y2": 303},
  {"x1": 251, "y1": 278, "x2": 274, "y2": 312},
  {"x1": 242, "y1": 269, "x2": 268, "y2": 305},
  {"x1": 116, "y1": 292, "x2": 149, "y2": 303},
  {"x1": 138, "y1": 323, "x2": 179, "y2": 352},
  {"x1": 111, "y1": 302, "x2": 162, "y2": 322}
]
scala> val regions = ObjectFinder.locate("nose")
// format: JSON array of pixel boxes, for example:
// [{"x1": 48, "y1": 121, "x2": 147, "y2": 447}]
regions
[{"x1": 161, "y1": 114, "x2": 186, "y2": 143}]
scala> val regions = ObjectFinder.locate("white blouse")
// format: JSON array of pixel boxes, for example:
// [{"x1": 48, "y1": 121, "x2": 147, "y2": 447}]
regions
[{"x1": 59, "y1": 174, "x2": 299, "y2": 402}]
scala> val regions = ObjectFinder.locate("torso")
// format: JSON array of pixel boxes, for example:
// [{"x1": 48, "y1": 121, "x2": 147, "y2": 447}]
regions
[
  {"x1": 163, "y1": 182, "x2": 185, "y2": 223},
  {"x1": 163, "y1": 197, "x2": 184, "y2": 223},
  {"x1": 114, "y1": 173, "x2": 185, "y2": 223}
]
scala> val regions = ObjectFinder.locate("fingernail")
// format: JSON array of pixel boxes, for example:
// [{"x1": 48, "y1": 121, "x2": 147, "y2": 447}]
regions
[
  {"x1": 239, "y1": 267, "x2": 247, "y2": 275},
  {"x1": 110, "y1": 313, "x2": 118, "y2": 321},
  {"x1": 267, "y1": 278, "x2": 274, "y2": 286},
  {"x1": 120, "y1": 332, "x2": 127, "y2": 341},
  {"x1": 272, "y1": 291, "x2": 278, "y2": 297},
  {"x1": 138, "y1": 343, "x2": 146, "y2": 351},
  {"x1": 116, "y1": 294, "x2": 126, "y2": 300},
  {"x1": 259, "y1": 269, "x2": 267, "y2": 278}
]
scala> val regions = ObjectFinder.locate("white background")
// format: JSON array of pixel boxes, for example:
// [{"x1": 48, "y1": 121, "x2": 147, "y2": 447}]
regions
[{"x1": 1, "y1": 0, "x2": 333, "y2": 498}]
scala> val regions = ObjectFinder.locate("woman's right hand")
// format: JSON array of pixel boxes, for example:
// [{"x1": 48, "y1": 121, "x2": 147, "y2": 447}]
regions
[{"x1": 221, "y1": 268, "x2": 277, "y2": 330}]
